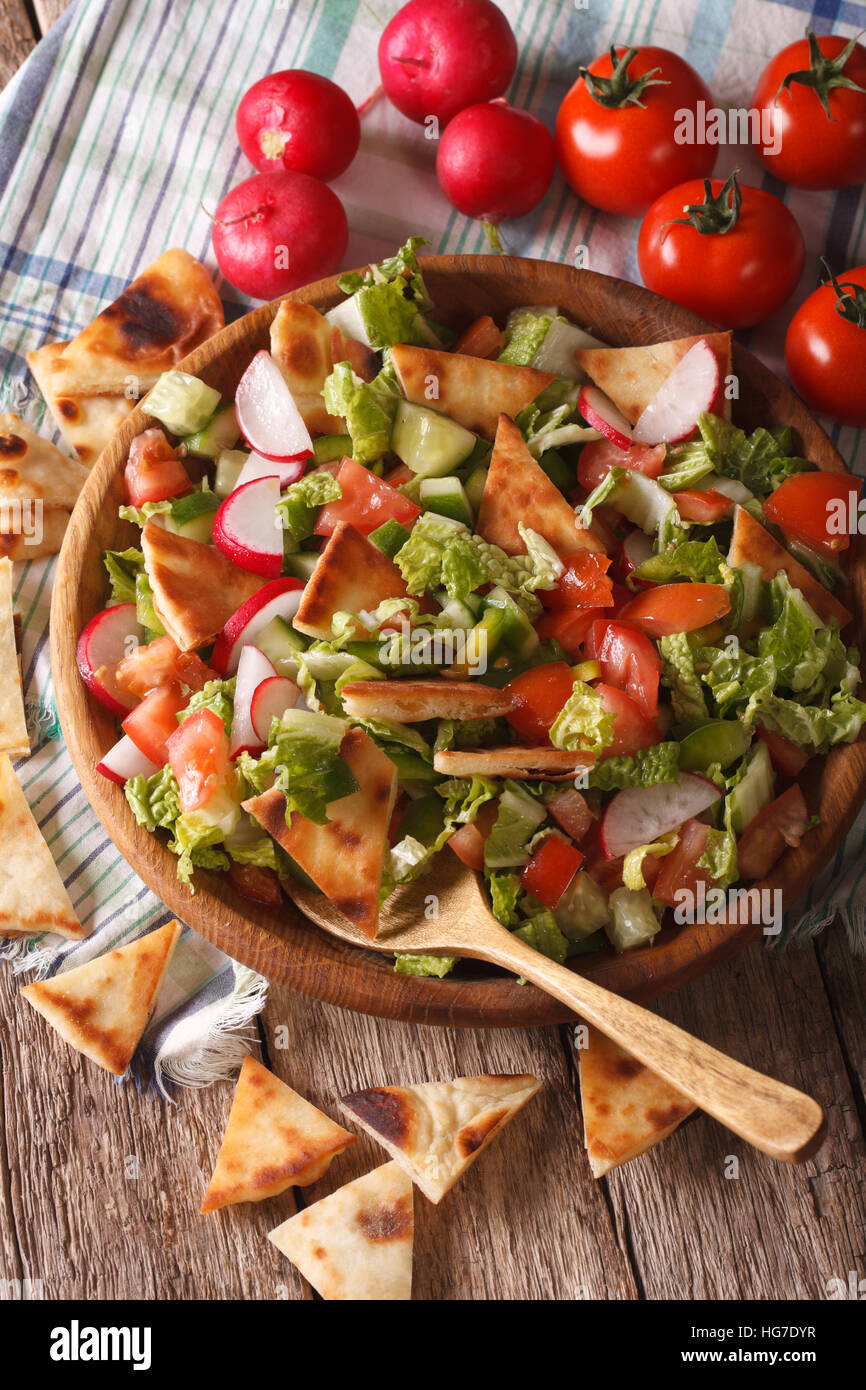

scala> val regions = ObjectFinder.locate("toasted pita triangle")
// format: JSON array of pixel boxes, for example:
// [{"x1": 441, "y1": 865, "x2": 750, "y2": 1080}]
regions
[
  {"x1": 27, "y1": 249, "x2": 223, "y2": 465},
  {"x1": 340, "y1": 1074, "x2": 541, "y2": 1204},
  {"x1": 21, "y1": 920, "x2": 181, "y2": 1073},
  {"x1": 201, "y1": 1056, "x2": 355, "y2": 1212},
  {"x1": 141, "y1": 522, "x2": 265, "y2": 651},
  {"x1": 391, "y1": 344, "x2": 553, "y2": 439},
  {"x1": 0, "y1": 755, "x2": 84, "y2": 939},
  {"x1": 270, "y1": 301, "x2": 345, "y2": 435},
  {"x1": 269, "y1": 1161, "x2": 414, "y2": 1301},
  {"x1": 728, "y1": 505, "x2": 852, "y2": 628},
  {"x1": 244, "y1": 727, "x2": 397, "y2": 938},
  {"x1": 0, "y1": 503, "x2": 70, "y2": 563},
  {"x1": 293, "y1": 521, "x2": 408, "y2": 640},
  {"x1": 574, "y1": 333, "x2": 733, "y2": 425},
  {"x1": 477, "y1": 414, "x2": 603, "y2": 557},
  {"x1": 0, "y1": 414, "x2": 90, "y2": 508},
  {"x1": 433, "y1": 747, "x2": 594, "y2": 779},
  {"x1": 0, "y1": 560, "x2": 28, "y2": 759},
  {"x1": 340, "y1": 679, "x2": 513, "y2": 723},
  {"x1": 578, "y1": 1025, "x2": 695, "y2": 1177}
]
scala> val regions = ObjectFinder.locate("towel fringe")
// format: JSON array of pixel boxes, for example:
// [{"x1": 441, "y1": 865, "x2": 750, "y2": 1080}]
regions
[{"x1": 153, "y1": 964, "x2": 269, "y2": 1098}]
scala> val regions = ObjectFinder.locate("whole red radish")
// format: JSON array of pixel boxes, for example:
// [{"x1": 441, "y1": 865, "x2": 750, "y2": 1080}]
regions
[
  {"x1": 436, "y1": 101, "x2": 555, "y2": 228},
  {"x1": 211, "y1": 170, "x2": 348, "y2": 299},
  {"x1": 379, "y1": 0, "x2": 517, "y2": 127},
  {"x1": 237, "y1": 70, "x2": 360, "y2": 182}
]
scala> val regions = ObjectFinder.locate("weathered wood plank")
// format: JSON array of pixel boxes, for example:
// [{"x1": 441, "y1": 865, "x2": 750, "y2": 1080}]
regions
[
  {"x1": 33, "y1": 0, "x2": 68, "y2": 34},
  {"x1": 0, "y1": 0, "x2": 37, "y2": 90},
  {"x1": 816, "y1": 929, "x2": 866, "y2": 1107}
]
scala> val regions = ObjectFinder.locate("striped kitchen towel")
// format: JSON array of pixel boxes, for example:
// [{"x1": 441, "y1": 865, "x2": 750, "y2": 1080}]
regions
[{"x1": 0, "y1": 0, "x2": 863, "y2": 1092}]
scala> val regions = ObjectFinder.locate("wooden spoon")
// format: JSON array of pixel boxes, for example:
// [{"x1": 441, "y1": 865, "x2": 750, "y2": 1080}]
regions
[{"x1": 286, "y1": 851, "x2": 825, "y2": 1164}]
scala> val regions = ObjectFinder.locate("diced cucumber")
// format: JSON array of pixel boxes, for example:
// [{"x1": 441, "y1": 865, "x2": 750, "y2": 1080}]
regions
[
  {"x1": 697, "y1": 472, "x2": 753, "y2": 504},
  {"x1": 214, "y1": 449, "x2": 249, "y2": 498},
  {"x1": 182, "y1": 403, "x2": 240, "y2": 458},
  {"x1": 254, "y1": 615, "x2": 307, "y2": 679},
  {"x1": 335, "y1": 658, "x2": 384, "y2": 696},
  {"x1": 679, "y1": 719, "x2": 752, "y2": 773},
  {"x1": 391, "y1": 400, "x2": 476, "y2": 477},
  {"x1": 345, "y1": 640, "x2": 386, "y2": 667},
  {"x1": 537, "y1": 449, "x2": 572, "y2": 494},
  {"x1": 369, "y1": 517, "x2": 411, "y2": 559},
  {"x1": 302, "y1": 647, "x2": 356, "y2": 681},
  {"x1": 314, "y1": 433, "x2": 352, "y2": 465},
  {"x1": 164, "y1": 489, "x2": 220, "y2": 543},
  {"x1": 284, "y1": 551, "x2": 321, "y2": 582},
  {"x1": 726, "y1": 740, "x2": 775, "y2": 834},
  {"x1": 464, "y1": 464, "x2": 489, "y2": 513},
  {"x1": 436, "y1": 595, "x2": 477, "y2": 631},
  {"x1": 553, "y1": 870, "x2": 612, "y2": 941},
  {"x1": 482, "y1": 586, "x2": 539, "y2": 660},
  {"x1": 145, "y1": 370, "x2": 221, "y2": 437},
  {"x1": 449, "y1": 606, "x2": 505, "y2": 677},
  {"x1": 420, "y1": 476, "x2": 473, "y2": 526},
  {"x1": 531, "y1": 317, "x2": 607, "y2": 379},
  {"x1": 606, "y1": 887, "x2": 660, "y2": 953},
  {"x1": 604, "y1": 470, "x2": 678, "y2": 537}
]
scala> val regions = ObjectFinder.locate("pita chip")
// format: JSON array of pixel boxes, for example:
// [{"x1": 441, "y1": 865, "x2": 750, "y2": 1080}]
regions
[
  {"x1": 340, "y1": 1074, "x2": 541, "y2": 1204},
  {"x1": 21, "y1": 919, "x2": 182, "y2": 1074},
  {"x1": 0, "y1": 414, "x2": 89, "y2": 508},
  {"x1": 268, "y1": 1161, "x2": 414, "y2": 1301},
  {"x1": 0, "y1": 756, "x2": 84, "y2": 939},
  {"x1": 433, "y1": 746, "x2": 594, "y2": 779},
  {"x1": 578, "y1": 1025, "x2": 695, "y2": 1177},
  {"x1": 27, "y1": 248, "x2": 223, "y2": 466},
  {"x1": 270, "y1": 301, "x2": 345, "y2": 435},
  {"x1": 244, "y1": 726, "x2": 397, "y2": 938},
  {"x1": 340, "y1": 679, "x2": 513, "y2": 723},
  {"x1": 293, "y1": 521, "x2": 409, "y2": 640},
  {"x1": 391, "y1": 344, "x2": 554, "y2": 439},
  {"x1": 574, "y1": 332, "x2": 733, "y2": 425},
  {"x1": 141, "y1": 522, "x2": 265, "y2": 651},
  {"x1": 0, "y1": 559, "x2": 28, "y2": 759},
  {"x1": 477, "y1": 414, "x2": 603, "y2": 557},
  {"x1": 201, "y1": 1055, "x2": 355, "y2": 1213},
  {"x1": 728, "y1": 504, "x2": 852, "y2": 628},
  {"x1": 0, "y1": 505, "x2": 71, "y2": 563}
]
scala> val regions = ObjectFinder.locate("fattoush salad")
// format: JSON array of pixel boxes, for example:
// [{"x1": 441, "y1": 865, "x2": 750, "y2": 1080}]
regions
[{"x1": 77, "y1": 239, "x2": 866, "y2": 978}]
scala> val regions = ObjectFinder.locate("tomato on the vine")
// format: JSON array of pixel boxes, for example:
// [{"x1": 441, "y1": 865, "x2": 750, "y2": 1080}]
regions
[
  {"x1": 785, "y1": 264, "x2": 866, "y2": 428},
  {"x1": 638, "y1": 171, "x2": 804, "y2": 329},
  {"x1": 752, "y1": 27, "x2": 866, "y2": 190},
  {"x1": 555, "y1": 46, "x2": 715, "y2": 217}
]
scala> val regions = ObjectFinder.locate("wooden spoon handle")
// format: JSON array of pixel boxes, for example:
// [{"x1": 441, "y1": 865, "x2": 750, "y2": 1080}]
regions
[{"x1": 479, "y1": 930, "x2": 825, "y2": 1163}]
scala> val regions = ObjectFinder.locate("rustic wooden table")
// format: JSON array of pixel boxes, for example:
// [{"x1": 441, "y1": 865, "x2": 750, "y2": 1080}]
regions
[{"x1": 1, "y1": 1, "x2": 865, "y2": 1303}]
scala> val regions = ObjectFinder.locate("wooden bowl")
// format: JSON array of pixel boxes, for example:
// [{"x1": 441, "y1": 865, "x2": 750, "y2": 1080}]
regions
[{"x1": 51, "y1": 256, "x2": 866, "y2": 1026}]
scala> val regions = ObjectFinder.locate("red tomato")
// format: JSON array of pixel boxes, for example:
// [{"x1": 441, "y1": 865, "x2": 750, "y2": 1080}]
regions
[
  {"x1": 227, "y1": 861, "x2": 283, "y2": 906},
  {"x1": 786, "y1": 266, "x2": 866, "y2": 428},
  {"x1": 596, "y1": 683, "x2": 662, "y2": 758},
  {"x1": 539, "y1": 551, "x2": 613, "y2": 611},
  {"x1": 166, "y1": 707, "x2": 231, "y2": 813},
  {"x1": 315, "y1": 457, "x2": 421, "y2": 537},
  {"x1": 763, "y1": 471, "x2": 861, "y2": 559},
  {"x1": 617, "y1": 582, "x2": 731, "y2": 637},
  {"x1": 125, "y1": 430, "x2": 191, "y2": 506},
  {"x1": 521, "y1": 835, "x2": 584, "y2": 910},
  {"x1": 122, "y1": 681, "x2": 188, "y2": 765},
  {"x1": 638, "y1": 173, "x2": 804, "y2": 330},
  {"x1": 536, "y1": 608, "x2": 599, "y2": 658},
  {"x1": 737, "y1": 786, "x2": 809, "y2": 881},
  {"x1": 577, "y1": 439, "x2": 666, "y2": 493},
  {"x1": 756, "y1": 726, "x2": 810, "y2": 778},
  {"x1": 447, "y1": 801, "x2": 499, "y2": 871},
  {"x1": 590, "y1": 620, "x2": 661, "y2": 719},
  {"x1": 752, "y1": 30, "x2": 866, "y2": 190},
  {"x1": 555, "y1": 46, "x2": 715, "y2": 216},
  {"x1": 115, "y1": 636, "x2": 216, "y2": 699},
  {"x1": 382, "y1": 462, "x2": 415, "y2": 487},
  {"x1": 546, "y1": 788, "x2": 594, "y2": 843},
  {"x1": 653, "y1": 818, "x2": 710, "y2": 908},
  {"x1": 504, "y1": 662, "x2": 574, "y2": 744},
  {"x1": 673, "y1": 488, "x2": 733, "y2": 523}
]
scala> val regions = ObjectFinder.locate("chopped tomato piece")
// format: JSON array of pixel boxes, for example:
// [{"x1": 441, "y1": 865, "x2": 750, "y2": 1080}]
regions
[
  {"x1": 124, "y1": 429, "x2": 191, "y2": 507},
  {"x1": 447, "y1": 801, "x2": 499, "y2": 871},
  {"x1": 756, "y1": 726, "x2": 810, "y2": 777},
  {"x1": 673, "y1": 488, "x2": 733, "y2": 523},
  {"x1": 653, "y1": 818, "x2": 710, "y2": 909},
  {"x1": 641, "y1": 853, "x2": 663, "y2": 894},
  {"x1": 122, "y1": 680, "x2": 188, "y2": 765},
  {"x1": 453, "y1": 314, "x2": 504, "y2": 358},
  {"x1": 589, "y1": 620, "x2": 661, "y2": 718},
  {"x1": 617, "y1": 582, "x2": 731, "y2": 637},
  {"x1": 166, "y1": 706, "x2": 231, "y2": 813},
  {"x1": 227, "y1": 861, "x2": 283, "y2": 905},
  {"x1": 382, "y1": 462, "x2": 415, "y2": 488},
  {"x1": 737, "y1": 786, "x2": 809, "y2": 881},
  {"x1": 316, "y1": 456, "x2": 421, "y2": 537},
  {"x1": 596, "y1": 683, "x2": 663, "y2": 758},
  {"x1": 115, "y1": 635, "x2": 216, "y2": 699},
  {"x1": 536, "y1": 607, "x2": 602, "y2": 657},
  {"x1": 546, "y1": 787, "x2": 594, "y2": 843},
  {"x1": 539, "y1": 551, "x2": 613, "y2": 610},
  {"x1": 577, "y1": 438, "x2": 666, "y2": 493},
  {"x1": 330, "y1": 325, "x2": 377, "y2": 382},
  {"x1": 521, "y1": 834, "x2": 584, "y2": 910},
  {"x1": 763, "y1": 472, "x2": 861, "y2": 559},
  {"x1": 504, "y1": 662, "x2": 575, "y2": 744}
]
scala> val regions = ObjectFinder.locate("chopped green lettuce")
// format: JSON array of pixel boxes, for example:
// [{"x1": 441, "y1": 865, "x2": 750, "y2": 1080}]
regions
[
  {"x1": 322, "y1": 362, "x2": 398, "y2": 465},
  {"x1": 276, "y1": 471, "x2": 342, "y2": 543},
  {"x1": 622, "y1": 833, "x2": 679, "y2": 891},
  {"x1": 513, "y1": 910, "x2": 569, "y2": 966},
  {"x1": 692, "y1": 412, "x2": 813, "y2": 498},
  {"x1": 487, "y1": 870, "x2": 522, "y2": 927},
  {"x1": 177, "y1": 677, "x2": 236, "y2": 734},
  {"x1": 484, "y1": 782, "x2": 546, "y2": 869},
  {"x1": 580, "y1": 466, "x2": 626, "y2": 527},
  {"x1": 659, "y1": 633, "x2": 709, "y2": 723},
  {"x1": 394, "y1": 952, "x2": 458, "y2": 978},
  {"x1": 499, "y1": 307, "x2": 554, "y2": 365},
  {"x1": 634, "y1": 535, "x2": 729, "y2": 587},
  {"x1": 125, "y1": 766, "x2": 181, "y2": 832},
  {"x1": 589, "y1": 742, "x2": 680, "y2": 791},
  {"x1": 238, "y1": 709, "x2": 358, "y2": 824},
  {"x1": 698, "y1": 826, "x2": 738, "y2": 890},
  {"x1": 549, "y1": 681, "x2": 615, "y2": 755},
  {"x1": 103, "y1": 547, "x2": 144, "y2": 605}
]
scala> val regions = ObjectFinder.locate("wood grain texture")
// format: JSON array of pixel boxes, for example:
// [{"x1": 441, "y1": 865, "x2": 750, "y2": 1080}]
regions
[
  {"x1": 0, "y1": 0, "x2": 37, "y2": 89},
  {"x1": 51, "y1": 256, "x2": 866, "y2": 1027},
  {"x1": 33, "y1": 0, "x2": 68, "y2": 31}
]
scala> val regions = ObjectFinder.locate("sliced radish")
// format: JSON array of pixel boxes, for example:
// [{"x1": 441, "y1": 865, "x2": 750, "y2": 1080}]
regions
[
  {"x1": 235, "y1": 450, "x2": 307, "y2": 490},
  {"x1": 578, "y1": 384, "x2": 633, "y2": 450},
  {"x1": 96, "y1": 733, "x2": 160, "y2": 786},
  {"x1": 213, "y1": 475, "x2": 283, "y2": 577},
  {"x1": 77, "y1": 604, "x2": 144, "y2": 717},
  {"x1": 632, "y1": 339, "x2": 720, "y2": 445},
  {"x1": 211, "y1": 577, "x2": 305, "y2": 675},
  {"x1": 229, "y1": 645, "x2": 278, "y2": 758},
  {"x1": 250, "y1": 675, "x2": 301, "y2": 743},
  {"x1": 235, "y1": 350, "x2": 314, "y2": 463},
  {"x1": 617, "y1": 530, "x2": 655, "y2": 586},
  {"x1": 600, "y1": 774, "x2": 721, "y2": 860}
]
